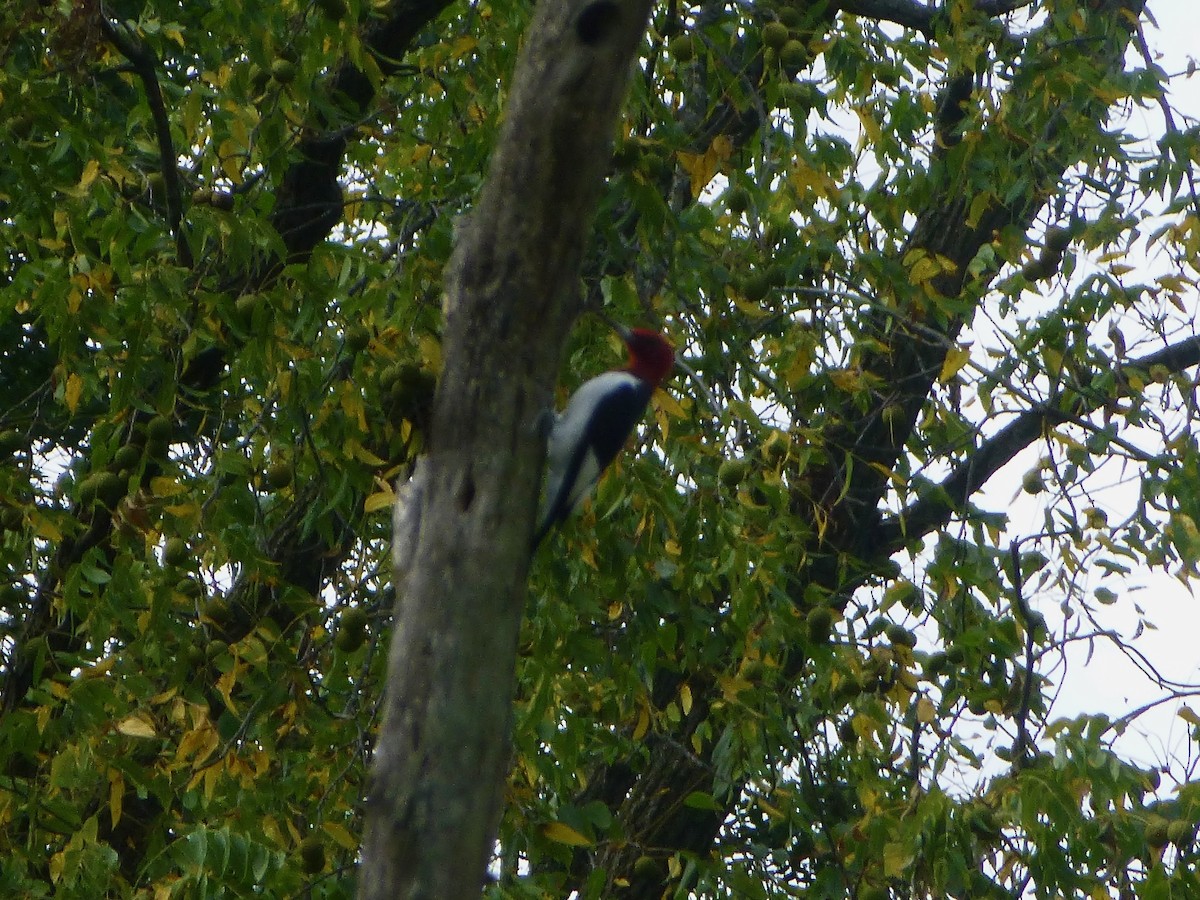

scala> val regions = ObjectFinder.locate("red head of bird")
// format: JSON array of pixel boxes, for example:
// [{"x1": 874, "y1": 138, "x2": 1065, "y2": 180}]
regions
[{"x1": 619, "y1": 327, "x2": 674, "y2": 385}]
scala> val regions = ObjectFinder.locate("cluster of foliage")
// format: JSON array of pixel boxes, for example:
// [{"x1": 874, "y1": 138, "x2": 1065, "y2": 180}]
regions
[{"x1": 2, "y1": 0, "x2": 1200, "y2": 896}]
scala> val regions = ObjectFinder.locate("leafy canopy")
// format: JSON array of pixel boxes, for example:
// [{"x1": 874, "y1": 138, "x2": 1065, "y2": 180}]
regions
[{"x1": 2, "y1": 0, "x2": 1200, "y2": 897}]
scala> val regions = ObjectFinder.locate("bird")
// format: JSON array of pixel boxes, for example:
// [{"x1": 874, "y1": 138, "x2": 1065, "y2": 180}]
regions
[{"x1": 533, "y1": 326, "x2": 674, "y2": 548}]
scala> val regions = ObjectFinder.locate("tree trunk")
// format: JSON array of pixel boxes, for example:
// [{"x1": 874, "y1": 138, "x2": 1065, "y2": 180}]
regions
[{"x1": 357, "y1": 1, "x2": 652, "y2": 897}]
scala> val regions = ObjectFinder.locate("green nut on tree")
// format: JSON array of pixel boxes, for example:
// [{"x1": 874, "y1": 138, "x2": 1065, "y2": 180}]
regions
[
  {"x1": 299, "y1": 835, "x2": 326, "y2": 873},
  {"x1": 780, "y1": 40, "x2": 808, "y2": 70},
  {"x1": 336, "y1": 606, "x2": 369, "y2": 652},
  {"x1": 669, "y1": 35, "x2": 695, "y2": 62},
  {"x1": 271, "y1": 58, "x2": 297, "y2": 84},
  {"x1": 726, "y1": 185, "x2": 751, "y2": 213},
  {"x1": 0, "y1": 430, "x2": 24, "y2": 459},
  {"x1": 265, "y1": 461, "x2": 292, "y2": 491},
  {"x1": 163, "y1": 537, "x2": 189, "y2": 568},
  {"x1": 79, "y1": 471, "x2": 126, "y2": 508},
  {"x1": 762, "y1": 22, "x2": 789, "y2": 50},
  {"x1": 717, "y1": 458, "x2": 748, "y2": 487},
  {"x1": 806, "y1": 606, "x2": 834, "y2": 644},
  {"x1": 344, "y1": 324, "x2": 371, "y2": 354}
]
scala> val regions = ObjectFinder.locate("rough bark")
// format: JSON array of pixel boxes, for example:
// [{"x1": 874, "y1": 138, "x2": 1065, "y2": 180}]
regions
[{"x1": 357, "y1": 1, "x2": 653, "y2": 897}]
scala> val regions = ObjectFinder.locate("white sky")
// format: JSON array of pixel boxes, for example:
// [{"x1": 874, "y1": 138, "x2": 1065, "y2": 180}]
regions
[{"x1": 992, "y1": 0, "x2": 1200, "y2": 779}]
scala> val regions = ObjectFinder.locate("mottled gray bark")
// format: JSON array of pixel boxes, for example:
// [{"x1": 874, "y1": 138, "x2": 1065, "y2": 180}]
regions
[{"x1": 358, "y1": 1, "x2": 652, "y2": 897}]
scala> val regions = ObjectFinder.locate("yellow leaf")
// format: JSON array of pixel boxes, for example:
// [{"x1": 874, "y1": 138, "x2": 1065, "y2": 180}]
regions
[
  {"x1": 216, "y1": 669, "x2": 239, "y2": 715},
  {"x1": 364, "y1": 489, "x2": 394, "y2": 514},
  {"x1": 939, "y1": 346, "x2": 971, "y2": 383},
  {"x1": 109, "y1": 768, "x2": 124, "y2": 829},
  {"x1": 79, "y1": 159, "x2": 100, "y2": 190},
  {"x1": 418, "y1": 335, "x2": 443, "y2": 373},
  {"x1": 203, "y1": 763, "x2": 219, "y2": 801},
  {"x1": 719, "y1": 673, "x2": 753, "y2": 702},
  {"x1": 450, "y1": 35, "x2": 478, "y2": 59},
  {"x1": 1179, "y1": 705, "x2": 1200, "y2": 727},
  {"x1": 883, "y1": 841, "x2": 914, "y2": 878},
  {"x1": 218, "y1": 139, "x2": 243, "y2": 183},
  {"x1": 789, "y1": 160, "x2": 834, "y2": 199},
  {"x1": 908, "y1": 254, "x2": 941, "y2": 284},
  {"x1": 756, "y1": 795, "x2": 785, "y2": 820},
  {"x1": 676, "y1": 151, "x2": 711, "y2": 197},
  {"x1": 859, "y1": 785, "x2": 879, "y2": 812},
  {"x1": 654, "y1": 388, "x2": 686, "y2": 418},
  {"x1": 261, "y1": 816, "x2": 286, "y2": 850},
  {"x1": 323, "y1": 821, "x2": 359, "y2": 851},
  {"x1": 854, "y1": 104, "x2": 882, "y2": 145},
  {"x1": 64, "y1": 373, "x2": 83, "y2": 414},
  {"x1": 1051, "y1": 431, "x2": 1087, "y2": 454},
  {"x1": 579, "y1": 540, "x2": 597, "y2": 570},
  {"x1": 680, "y1": 684, "x2": 693, "y2": 716},
  {"x1": 916, "y1": 696, "x2": 936, "y2": 724},
  {"x1": 852, "y1": 713, "x2": 876, "y2": 741},
  {"x1": 164, "y1": 501, "x2": 200, "y2": 519},
  {"x1": 653, "y1": 401, "x2": 671, "y2": 446},
  {"x1": 1042, "y1": 346, "x2": 1063, "y2": 379},
  {"x1": 967, "y1": 192, "x2": 992, "y2": 229},
  {"x1": 83, "y1": 657, "x2": 116, "y2": 678},
  {"x1": 340, "y1": 384, "x2": 368, "y2": 433},
  {"x1": 346, "y1": 439, "x2": 387, "y2": 467},
  {"x1": 116, "y1": 714, "x2": 157, "y2": 739},
  {"x1": 677, "y1": 134, "x2": 731, "y2": 197},
  {"x1": 150, "y1": 477, "x2": 188, "y2": 498},
  {"x1": 150, "y1": 687, "x2": 178, "y2": 705},
  {"x1": 867, "y1": 461, "x2": 901, "y2": 486},
  {"x1": 829, "y1": 368, "x2": 863, "y2": 392},
  {"x1": 632, "y1": 704, "x2": 650, "y2": 742},
  {"x1": 543, "y1": 821, "x2": 592, "y2": 847},
  {"x1": 730, "y1": 292, "x2": 769, "y2": 318},
  {"x1": 30, "y1": 510, "x2": 63, "y2": 541},
  {"x1": 710, "y1": 134, "x2": 734, "y2": 162},
  {"x1": 1157, "y1": 274, "x2": 1191, "y2": 293}
]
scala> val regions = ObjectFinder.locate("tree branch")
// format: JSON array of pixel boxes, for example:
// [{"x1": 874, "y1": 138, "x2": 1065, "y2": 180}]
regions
[
  {"x1": 838, "y1": 0, "x2": 937, "y2": 34},
  {"x1": 270, "y1": 0, "x2": 455, "y2": 260},
  {"x1": 802, "y1": 0, "x2": 1148, "y2": 598},
  {"x1": 838, "y1": 0, "x2": 1038, "y2": 37},
  {"x1": 879, "y1": 334, "x2": 1200, "y2": 548},
  {"x1": 98, "y1": 10, "x2": 193, "y2": 268}
]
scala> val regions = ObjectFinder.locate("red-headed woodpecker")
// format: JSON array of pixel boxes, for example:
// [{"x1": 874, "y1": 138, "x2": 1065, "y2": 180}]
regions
[{"x1": 533, "y1": 327, "x2": 674, "y2": 547}]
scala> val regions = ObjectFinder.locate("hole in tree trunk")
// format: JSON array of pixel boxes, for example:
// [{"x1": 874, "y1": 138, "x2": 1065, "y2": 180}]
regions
[{"x1": 576, "y1": 1, "x2": 620, "y2": 46}]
